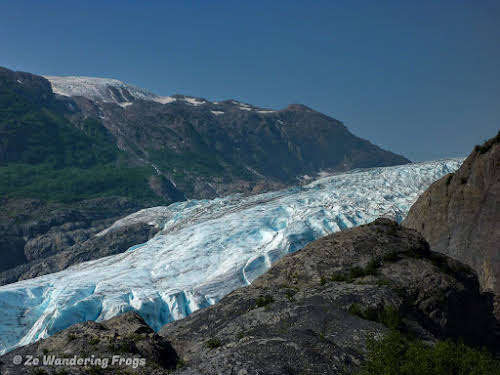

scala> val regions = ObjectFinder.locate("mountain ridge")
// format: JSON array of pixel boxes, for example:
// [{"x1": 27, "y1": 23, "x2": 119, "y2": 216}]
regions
[
  {"x1": 0, "y1": 66, "x2": 411, "y2": 202},
  {"x1": 44, "y1": 75, "x2": 318, "y2": 113}
]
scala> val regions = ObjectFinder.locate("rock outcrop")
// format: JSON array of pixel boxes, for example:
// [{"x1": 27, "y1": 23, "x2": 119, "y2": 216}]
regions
[
  {"x1": 3, "y1": 219, "x2": 495, "y2": 374},
  {"x1": 159, "y1": 219, "x2": 498, "y2": 375},
  {"x1": 0, "y1": 197, "x2": 158, "y2": 285},
  {"x1": 0, "y1": 312, "x2": 178, "y2": 375},
  {"x1": 403, "y1": 131, "x2": 500, "y2": 317}
]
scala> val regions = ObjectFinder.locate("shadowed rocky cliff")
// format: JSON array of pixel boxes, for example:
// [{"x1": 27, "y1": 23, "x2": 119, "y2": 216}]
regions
[{"x1": 404, "y1": 131, "x2": 500, "y2": 318}]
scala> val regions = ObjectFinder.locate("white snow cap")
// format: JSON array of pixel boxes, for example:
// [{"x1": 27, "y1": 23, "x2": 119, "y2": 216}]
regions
[
  {"x1": 45, "y1": 75, "x2": 178, "y2": 106},
  {"x1": 45, "y1": 76, "x2": 281, "y2": 113}
]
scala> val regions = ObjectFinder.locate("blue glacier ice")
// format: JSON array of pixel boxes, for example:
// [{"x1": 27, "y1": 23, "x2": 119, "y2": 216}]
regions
[{"x1": 0, "y1": 158, "x2": 463, "y2": 354}]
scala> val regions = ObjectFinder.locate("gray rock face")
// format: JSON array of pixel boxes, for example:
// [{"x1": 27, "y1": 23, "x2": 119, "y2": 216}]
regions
[
  {"x1": 0, "y1": 219, "x2": 496, "y2": 374},
  {"x1": 0, "y1": 197, "x2": 157, "y2": 285},
  {"x1": 403, "y1": 131, "x2": 500, "y2": 317},
  {"x1": 0, "y1": 312, "x2": 178, "y2": 375},
  {"x1": 159, "y1": 219, "x2": 497, "y2": 375}
]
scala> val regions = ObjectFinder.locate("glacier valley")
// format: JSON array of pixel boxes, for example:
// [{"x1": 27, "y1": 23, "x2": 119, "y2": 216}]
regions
[{"x1": 0, "y1": 158, "x2": 463, "y2": 354}]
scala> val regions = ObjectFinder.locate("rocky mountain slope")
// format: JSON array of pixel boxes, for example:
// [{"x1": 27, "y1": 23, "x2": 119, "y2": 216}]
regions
[
  {"x1": 44, "y1": 73, "x2": 410, "y2": 199},
  {"x1": 1, "y1": 219, "x2": 497, "y2": 374},
  {"x1": 403, "y1": 131, "x2": 500, "y2": 317},
  {"x1": 0, "y1": 197, "x2": 159, "y2": 286}
]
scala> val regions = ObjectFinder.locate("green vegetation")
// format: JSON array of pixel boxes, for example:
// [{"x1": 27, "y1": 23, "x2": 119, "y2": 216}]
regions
[
  {"x1": 67, "y1": 333, "x2": 76, "y2": 341},
  {"x1": 150, "y1": 148, "x2": 226, "y2": 179},
  {"x1": 0, "y1": 161, "x2": 160, "y2": 203},
  {"x1": 474, "y1": 130, "x2": 500, "y2": 154},
  {"x1": 330, "y1": 272, "x2": 350, "y2": 282},
  {"x1": 328, "y1": 259, "x2": 382, "y2": 283},
  {"x1": 206, "y1": 338, "x2": 222, "y2": 349},
  {"x1": 349, "y1": 304, "x2": 401, "y2": 330},
  {"x1": 284, "y1": 289, "x2": 297, "y2": 302},
  {"x1": 349, "y1": 259, "x2": 381, "y2": 279},
  {"x1": 358, "y1": 330, "x2": 500, "y2": 375},
  {"x1": 0, "y1": 106, "x2": 117, "y2": 168},
  {"x1": 176, "y1": 359, "x2": 186, "y2": 369},
  {"x1": 255, "y1": 295, "x2": 274, "y2": 308},
  {"x1": 0, "y1": 79, "x2": 162, "y2": 204},
  {"x1": 382, "y1": 251, "x2": 400, "y2": 262}
]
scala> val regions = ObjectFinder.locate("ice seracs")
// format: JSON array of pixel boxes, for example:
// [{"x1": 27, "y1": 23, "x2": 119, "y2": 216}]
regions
[{"x1": 0, "y1": 158, "x2": 464, "y2": 354}]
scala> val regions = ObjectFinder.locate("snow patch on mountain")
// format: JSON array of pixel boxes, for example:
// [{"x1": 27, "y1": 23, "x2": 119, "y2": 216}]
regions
[
  {"x1": 45, "y1": 76, "x2": 178, "y2": 106},
  {"x1": 45, "y1": 76, "x2": 281, "y2": 113},
  {"x1": 180, "y1": 97, "x2": 206, "y2": 106},
  {"x1": 0, "y1": 158, "x2": 464, "y2": 354}
]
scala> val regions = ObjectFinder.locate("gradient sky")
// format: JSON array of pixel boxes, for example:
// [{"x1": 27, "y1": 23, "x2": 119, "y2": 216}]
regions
[{"x1": 1, "y1": 0, "x2": 499, "y2": 161}]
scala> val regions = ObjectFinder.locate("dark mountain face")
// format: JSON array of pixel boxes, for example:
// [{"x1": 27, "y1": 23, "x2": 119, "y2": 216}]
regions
[{"x1": 71, "y1": 93, "x2": 410, "y2": 199}]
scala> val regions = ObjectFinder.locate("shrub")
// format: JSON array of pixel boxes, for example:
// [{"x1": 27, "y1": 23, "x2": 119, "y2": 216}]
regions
[
  {"x1": 382, "y1": 251, "x2": 399, "y2": 262},
  {"x1": 206, "y1": 338, "x2": 222, "y2": 349},
  {"x1": 349, "y1": 304, "x2": 401, "y2": 330},
  {"x1": 349, "y1": 259, "x2": 381, "y2": 279},
  {"x1": 350, "y1": 266, "x2": 366, "y2": 279},
  {"x1": 255, "y1": 295, "x2": 274, "y2": 308},
  {"x1": 284, "y1": 289, "x2": 297, "y2": 302},
  {"x1": 358, "y1": 330, "x2": 500, "y2": 375},
  {"x1": 364, "y1": 260, "x2": 381, "y2": 276}
]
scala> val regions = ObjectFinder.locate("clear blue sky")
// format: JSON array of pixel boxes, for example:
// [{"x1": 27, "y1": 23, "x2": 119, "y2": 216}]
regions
[{"x1": 1, "y1": 0, "x2": 499, "y2": 161}]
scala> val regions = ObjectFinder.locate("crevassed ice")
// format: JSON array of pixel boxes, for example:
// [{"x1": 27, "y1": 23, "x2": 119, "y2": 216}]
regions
[{"x1": 0, "y1": 158, "x2": 463, "y2": 354}]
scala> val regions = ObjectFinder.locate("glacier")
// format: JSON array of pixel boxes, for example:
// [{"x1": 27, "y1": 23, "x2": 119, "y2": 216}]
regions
[{"x1": 0, "y1": 158, "x2": 463, "y2": 354}]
